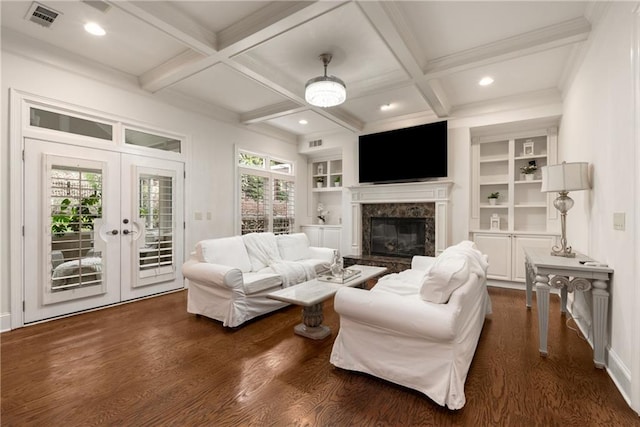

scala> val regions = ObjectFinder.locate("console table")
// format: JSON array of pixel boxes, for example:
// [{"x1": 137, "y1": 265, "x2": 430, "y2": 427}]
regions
[{"x1": 523, "y1": 247, "x2": 613, "y2": 369}]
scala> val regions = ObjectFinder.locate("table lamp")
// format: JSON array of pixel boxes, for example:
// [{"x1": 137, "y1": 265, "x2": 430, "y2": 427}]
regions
[{"x1": 541, "y1": 161, "x2": 591, "y2": 257}]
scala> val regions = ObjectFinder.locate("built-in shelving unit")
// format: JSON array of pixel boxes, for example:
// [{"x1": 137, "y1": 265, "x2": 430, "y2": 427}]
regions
[
  {"x1": 312, "y1": 159, "x2": 342, "y2": 191},
  {"x1": 470, "y1": 120, "x2": 560, "y2": 283}
]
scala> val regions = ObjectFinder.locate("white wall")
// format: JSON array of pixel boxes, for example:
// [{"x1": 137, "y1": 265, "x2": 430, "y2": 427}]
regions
[
  {"x1": 0, "y1": 48, "x2": 301, "y2": 323},
  {"x1": 558, "y1": 2, "x2": 638, "y2": 407}
]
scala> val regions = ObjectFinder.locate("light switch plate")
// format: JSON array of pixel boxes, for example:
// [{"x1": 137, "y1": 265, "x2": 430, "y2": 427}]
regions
[
  {"x1": 194, "y1": 211, "x2": 203, "y2": 221},
  {"x1": 613, "y1": 212, "x2": 625, "y2": 230}
]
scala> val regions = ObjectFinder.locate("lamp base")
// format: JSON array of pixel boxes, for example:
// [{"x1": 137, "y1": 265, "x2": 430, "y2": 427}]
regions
[{"x1": 550, "y1": 251, "x2": 576, "y2": 258}]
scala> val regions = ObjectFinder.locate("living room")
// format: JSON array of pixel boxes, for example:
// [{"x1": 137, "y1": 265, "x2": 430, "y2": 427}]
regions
[{"x1": 1, "y1": 0, "x2": 639, "y2": 421}]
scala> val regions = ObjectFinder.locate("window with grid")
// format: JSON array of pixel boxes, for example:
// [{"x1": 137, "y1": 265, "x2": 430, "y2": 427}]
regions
[{"x1": 238, "y1": 151, "x2": 295, "y2": 235}]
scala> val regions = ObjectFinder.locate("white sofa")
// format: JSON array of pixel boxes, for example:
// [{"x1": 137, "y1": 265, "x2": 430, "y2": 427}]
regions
[
  {"x1": 182, "y1": 232, "x2": 334, "y2": 327},
  {"x1": 329, "y1": 241, "x2": 492, "y2": 410}
]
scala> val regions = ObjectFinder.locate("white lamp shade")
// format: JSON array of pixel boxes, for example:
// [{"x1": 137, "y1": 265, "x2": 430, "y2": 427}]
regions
[
  {"x1": 305, "y1": 77, "x2": 346, "y2": 107},
  {"x1": 541, "y1": 162, "x2": 590, "y2": 192}
]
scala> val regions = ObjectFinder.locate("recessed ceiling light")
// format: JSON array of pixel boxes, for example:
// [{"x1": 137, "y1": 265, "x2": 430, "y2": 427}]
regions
[
  {"x1": 298, "y1": 119, "x2": 308, "y2": 125},
  {"x1": 84, "y1": 22, "x2": 106, "y2": 36},
  {"x1": 380, "y1": 103, "x2": 393, "y2": 111},
  {"x1": 479, "y1": 76, "x2": 494, "y2": 86}
]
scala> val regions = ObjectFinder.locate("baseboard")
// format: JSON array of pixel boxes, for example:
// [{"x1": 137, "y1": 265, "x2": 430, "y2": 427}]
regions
[
  {"x1": 1, "y1": 312, "x2": 12, "y2": 332},
  {"x1": 606, "y1": 347, "x2": 633, "y2": 407},
  {"x1": 568, "y1": 307, "x2": 632, "y2": 407}
]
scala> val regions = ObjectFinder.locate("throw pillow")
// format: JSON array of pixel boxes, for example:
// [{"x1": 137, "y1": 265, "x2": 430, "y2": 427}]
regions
[
  {"x1": 276, "y1": 233, "x2": 311, "y2": 261},
  {"x1": 196, "y1": 236, "x2": 252, "y2": 273},
  {"x1": 420, "y1": 253, "x2": 470, "y2": 303}
]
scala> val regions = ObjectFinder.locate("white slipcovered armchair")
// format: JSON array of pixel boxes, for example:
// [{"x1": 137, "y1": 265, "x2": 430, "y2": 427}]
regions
[{"x1": 330, "y1": 241, "x2": 492, "y2": 410}]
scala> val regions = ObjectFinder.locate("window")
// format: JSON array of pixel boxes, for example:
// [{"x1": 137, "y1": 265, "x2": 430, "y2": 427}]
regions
[
  {"x1": 125, "y1": 128, "x2": 181, "y2": 153},
  {"x1": 238, "y1": 150, "x2": 295, "y2": 235},
  {"x1": 30, "y1": 107, "x2": 113, "y2": 140}
]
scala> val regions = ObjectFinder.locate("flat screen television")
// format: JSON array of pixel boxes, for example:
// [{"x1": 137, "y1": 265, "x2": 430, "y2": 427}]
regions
[{"x1": 358, "y1": 120, "x2": 448, "y2": 184}]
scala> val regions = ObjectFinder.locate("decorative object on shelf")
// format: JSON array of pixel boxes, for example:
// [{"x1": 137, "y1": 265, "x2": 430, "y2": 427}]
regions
[
  {"x1": 488, "y1": 192, "x2": 500, "y2": 205},
  {"x1": 315, "y1": 177, "x2": 324, "y2": 188},
  {"x1": 317, "y1": 203, "x2": 329, "y2": 224},
  {"x1": 541, "y1": 161, "x2": 591, "y2": 257},
  {"x1": 523, "y1": 139, "x2": 535, "y2": 156},
  {"x1": 490, "y1": 213, "x2": 501, "y2": 230},
  {"x1": 305, "y1": 53, "x2": 346, "y2": 108},
  {"x1": 317, "y1": 164, "x2": 323, "y2": 174},
  {"x1": 333, "y1": 176, "x2": 341, "y2": 187},
  {"x1": 520, "y1": 161, "x2": 538, "y2": 180}
]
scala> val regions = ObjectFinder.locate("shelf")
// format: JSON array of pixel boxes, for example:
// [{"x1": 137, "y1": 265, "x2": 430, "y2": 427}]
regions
[
  {"x1": 480, "y1": 180, "x2": 509, "y2": 186},
  {"x1": 514, "y1": 154, "x2": 547, "y2": 161},
  {"x1": 515, "y1": 179, "x2": 542, "y2": 184},
  {"x1": 480, "y1": 204, "x2": 508, "y2": 209},
  {"x1": 514, "y1": 204, "x2": 546, "y2": 208},
  {"x1": 479, "y1": 156, "x2": 509, "y2": 163}
]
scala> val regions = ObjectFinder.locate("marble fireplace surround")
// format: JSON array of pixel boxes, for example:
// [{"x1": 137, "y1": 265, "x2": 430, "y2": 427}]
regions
[{"x1": 349, "y1": 181, "x2": 453, "y2": 257}]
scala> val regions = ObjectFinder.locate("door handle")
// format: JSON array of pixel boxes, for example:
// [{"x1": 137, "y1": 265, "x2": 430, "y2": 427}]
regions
[
  {"x1": 110, "y1": 229, "x2": 119, "y2": 235},
  {"x1": 122, "y1": 229, "x2": 137, "y2": 235}
]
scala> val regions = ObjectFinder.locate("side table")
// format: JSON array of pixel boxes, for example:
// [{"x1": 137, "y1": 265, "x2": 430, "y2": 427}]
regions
[{"x1": 523, "y1": 247, "x2": 614, "y2": 369}]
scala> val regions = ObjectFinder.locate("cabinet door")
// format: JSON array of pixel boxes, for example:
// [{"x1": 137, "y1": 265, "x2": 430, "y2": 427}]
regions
[
  {"x1": 512, "y1": 235, "x2": 556, "y2": 282},
  {"x1": 474, "y1": 234, "x2": 511, "y2": 280},
  {"x1": 301, "y1": 226, "x2": 321, "y2": 247},
  {"x1": 322, "y1": 227, "x2": 342, "y2": 252}
]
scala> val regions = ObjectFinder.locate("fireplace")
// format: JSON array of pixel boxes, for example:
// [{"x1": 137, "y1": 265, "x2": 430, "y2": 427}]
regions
[
  {"x1": 361, "y1": 202, "x2": 436, "y2": 258},
  {"x1": 371, "y1": 217, "x2": 426, "y2": 258},
  {"x1": 348, "y1": 181, "x2": 453, "y2": 263}
]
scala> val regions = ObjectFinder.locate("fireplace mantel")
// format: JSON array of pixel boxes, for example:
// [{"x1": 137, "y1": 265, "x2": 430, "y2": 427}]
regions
[{"x1": 348, "y1": 181, "x2": 453, "y2": 256}]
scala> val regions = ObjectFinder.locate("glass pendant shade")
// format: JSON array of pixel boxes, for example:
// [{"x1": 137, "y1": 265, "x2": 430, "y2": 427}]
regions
[
  {"x1": 305, "y1": 53, "x2": 346, "y2": 108},
  {"x1": 305, "y1": 77, "x2": 346, "y2": 107}
]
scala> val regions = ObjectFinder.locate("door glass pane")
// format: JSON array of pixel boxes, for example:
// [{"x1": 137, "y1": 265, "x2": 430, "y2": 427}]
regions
[
  {"x1": 139, "y1": 175, "x2": 174, "y2": 274},
  {"x1": 31, "y1": 108, "x2": 113, "y2": 141},
  {"x1": 241, "y1": 173, "x2": 268, "y2": 234},
  {"x1": 125, "y1": 129, "x2": 181, "y2": 153},
  {"x1": 272, "y1": 177, "x2": 294, "y2": 235},
  {"x1": 50, "y1": 166, "x2": 103, "y2": 293}
]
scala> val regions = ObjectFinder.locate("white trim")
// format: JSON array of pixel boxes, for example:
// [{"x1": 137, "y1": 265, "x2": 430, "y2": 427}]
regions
[
  {"x1": 348, "y1": 180, "x2": 453, "y2": 256},
  {"x1": 632, "y1": 2, "x2": 640, "y2": 416},
  {"x1": 8, "y1": 89, "x2": 189, "y2": 330}
]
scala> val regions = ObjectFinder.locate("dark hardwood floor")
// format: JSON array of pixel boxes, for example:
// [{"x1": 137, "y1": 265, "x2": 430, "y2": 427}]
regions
[{"x1": 2, "y1": 286, "x2": 639, "y2": 426}]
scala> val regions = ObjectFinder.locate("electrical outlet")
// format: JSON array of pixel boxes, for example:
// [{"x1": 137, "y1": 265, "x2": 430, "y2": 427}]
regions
[
  {"x1": 613, "y1": 212, "x2": 625, "y2": 231},
  {"x1": 206, "y1": 211, "x2": 212, "y2": 220}
]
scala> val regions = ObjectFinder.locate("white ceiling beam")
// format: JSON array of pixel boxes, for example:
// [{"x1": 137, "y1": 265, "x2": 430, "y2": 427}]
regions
[
  {"x1": 240, "y1": 101, "x2": 306, "y2": 124},
  {"x1": 423, "y1": 17, "x2": 591, "y2": 79},
  {"x1": 110, "y1": 1, "x2": 217, "y2": 56},
  {"x1": 137, "y1": 1, "x2": 348, "y2": 94},
  {"x1": 356, "y1": 1, "x2": 451, "y2": 117}
]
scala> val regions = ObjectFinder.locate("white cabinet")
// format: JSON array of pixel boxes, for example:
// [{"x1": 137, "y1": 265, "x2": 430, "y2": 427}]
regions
[
  {"x1": 301, "y1": 225, "x2": 342, "y2": 252},
  {"x1": 474, "y1": 233, "x2": 511, "y2": 280},
  {"x1": 473, "y1": 233, "x2": 557, "y2": 282},
  {"x1": 470, "y1": 120, "x2": 560, "y2": 282}
]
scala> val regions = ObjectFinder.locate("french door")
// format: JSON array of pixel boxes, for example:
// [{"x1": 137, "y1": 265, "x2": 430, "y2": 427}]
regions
[{"x1": 23, "y1": 139, "x2": 184, "y2": 323}]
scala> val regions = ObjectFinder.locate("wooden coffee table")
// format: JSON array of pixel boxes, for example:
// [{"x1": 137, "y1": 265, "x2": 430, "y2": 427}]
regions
[{"x1": 267, "y1": 264, "x2": 387, "y2": 339}]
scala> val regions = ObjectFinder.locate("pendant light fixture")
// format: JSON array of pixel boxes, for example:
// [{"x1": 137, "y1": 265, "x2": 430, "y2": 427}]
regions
[{"x1": 305, "y1": 53, "x2": 346, "y2": 108}]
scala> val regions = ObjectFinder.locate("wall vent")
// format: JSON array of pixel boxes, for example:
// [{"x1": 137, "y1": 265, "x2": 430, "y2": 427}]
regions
[
  {"x1": 25, "y1": 2, "x2": 61, "y2": 28},
  {"x1": 308, "y1": 139, "x2": 323, "y2": 148},
  {"x1": 82, "y1": 0, "x2": 111, "y2": 13}
]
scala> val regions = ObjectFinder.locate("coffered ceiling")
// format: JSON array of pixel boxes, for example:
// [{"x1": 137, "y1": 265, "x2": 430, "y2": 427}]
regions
[{"x1": 1, "y1": 1, "x2": 596, "y2": 141}]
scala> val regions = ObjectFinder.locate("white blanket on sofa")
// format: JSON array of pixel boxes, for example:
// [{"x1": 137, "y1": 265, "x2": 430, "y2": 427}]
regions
[
  {"x1": 243, "y1": 233, "x2": 316, "y2": 287},
  {"x1": 270, "y1": 260, "x2": 316, "y2": 287}
]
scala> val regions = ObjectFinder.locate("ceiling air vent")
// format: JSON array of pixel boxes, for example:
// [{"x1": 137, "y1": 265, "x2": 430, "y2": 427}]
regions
[
  {"x1": 308, "y1": 139, "x2": 323, "y2": 148},
  {"x1": 25, "y1": 2, "x2": 62, "y2": 28}
]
